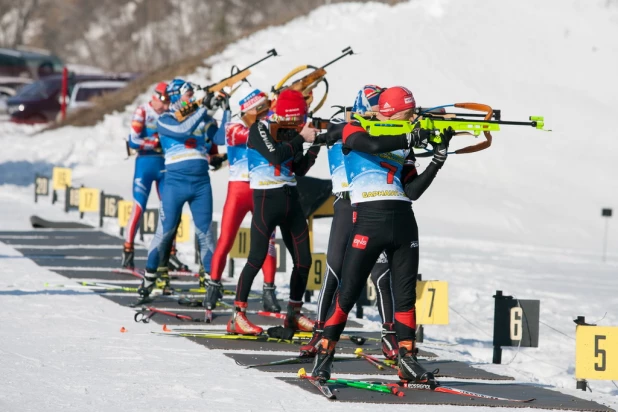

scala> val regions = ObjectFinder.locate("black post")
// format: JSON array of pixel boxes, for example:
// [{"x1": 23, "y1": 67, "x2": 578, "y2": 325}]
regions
[
  {"x1": 99, "y1": 191, "x2": 105, "y2": 227},
  {"x1": 228, "y1": 257, "x2": 234, "y2": 278},
  {"x1": 64, "y1": 185, "x2": 70, "y2": 213},
  {"x1": 493, "y1": 290, "x2": 504, "y2": 364},
  {"x1": 356, "y1": 303, "x2": 363, "y2": 319},
  {"x1": 79, "y1": 184, "x2": 84, "y2": 219},
  {"x1": 493, "y1": 346, "x2": 502, "y2": 364},
  {"x1": 34, "y1": 174, "x2": 38, "y2": 203},
  {"x1": 575, "y1": 315, "x2": 587, "y2": 391},
  {"x1": 417, "y1": 325, "x2": 424, "y2": 343}
]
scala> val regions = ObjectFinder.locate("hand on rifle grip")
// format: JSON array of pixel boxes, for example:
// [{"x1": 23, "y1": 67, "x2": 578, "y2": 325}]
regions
[{"x1": 406, "y1": 124, "x2": 430, "y2": 149}]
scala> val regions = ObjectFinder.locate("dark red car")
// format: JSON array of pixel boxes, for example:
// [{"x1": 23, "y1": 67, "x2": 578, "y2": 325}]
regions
[{"x1": 6, "y1": 73, "x2": 134, "y2": 124}]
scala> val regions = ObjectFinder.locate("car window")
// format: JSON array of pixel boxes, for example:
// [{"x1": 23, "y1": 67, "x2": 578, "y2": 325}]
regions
[
  {"x1": 16, "y1": 79, "x2": 60, "y2": 99},
  {"x1": 75, "y1": 86, "x2": 121, "y2": 102},
  {"x1": 0, "y1": 54, "x2": 26, "y2": 77}
]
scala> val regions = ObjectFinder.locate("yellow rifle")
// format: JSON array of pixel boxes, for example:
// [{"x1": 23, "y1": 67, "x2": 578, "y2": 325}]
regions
[
  {"x1": 174, "y1": 49, "x2": 278, "y2": 121},
  {"x1": 353, "y1": 102, "x2": 548, "y2": 154},
  {"x1": 272, "y1": 47, "x2": 354, "y2": 114}
]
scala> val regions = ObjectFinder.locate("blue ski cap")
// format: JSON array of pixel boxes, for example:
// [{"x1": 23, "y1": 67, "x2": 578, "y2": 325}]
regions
[
  {"x1": 352, "y1": 84, "x2": 384, "y2": 114},
  {"x1": 166, "y1": 78, "x2": 194, "y2": 104}
]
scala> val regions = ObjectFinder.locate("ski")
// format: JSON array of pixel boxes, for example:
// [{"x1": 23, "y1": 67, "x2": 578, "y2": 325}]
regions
[
  {"x1": 240, "y1": 356, "x2": 315, "y2": 369},
  {"x1": 154, "y1": 331, "x2": 301, "y2": 344},
  {"x1": 298, "y1": 368, "x2": 336, "y2": 400},
  {"x1": 113, "y1": 268, "x2": 144, "y2": 279},
  {"x1": 330, "y1": 378, "x2": 404, "y2": 397},
  {"x1": 134, "y1": 306, "x2": 204, "y2": 323},
  {"x1": 399, "y1": 382, "x2": 536, "y2": 403}
]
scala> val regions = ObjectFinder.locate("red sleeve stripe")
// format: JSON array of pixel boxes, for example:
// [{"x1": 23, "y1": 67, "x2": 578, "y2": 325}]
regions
[
  {"x1": 402, "y1": 166, "x2": 418, "y2": 184},
  {"x1": 342, "y1": 122, "x2": 366, "y2": 144}
]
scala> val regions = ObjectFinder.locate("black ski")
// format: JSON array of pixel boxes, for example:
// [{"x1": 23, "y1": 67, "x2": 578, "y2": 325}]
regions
[{"x1": 399, "y1": 382, "x2": 535, "y2": 402}]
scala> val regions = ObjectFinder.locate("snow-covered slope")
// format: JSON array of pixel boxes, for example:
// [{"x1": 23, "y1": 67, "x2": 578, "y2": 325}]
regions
[
  {"x1": 1, "y1": 1, "x2": 617, "y2": 410},
  {"x1": 2, "y1": 0, "x2": 617, "y2": 252}
]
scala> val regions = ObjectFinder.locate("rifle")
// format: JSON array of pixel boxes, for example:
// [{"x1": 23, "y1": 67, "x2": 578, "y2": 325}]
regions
[
  {"x1": 174, "y1": 49, "x2": 278, "y2": 121},
  {"x1": 272, "y1": 47, "x2": 354, "y2": 115},
  {"x1": 352, "y1": 102, "x2": 549, "y2": 154}
]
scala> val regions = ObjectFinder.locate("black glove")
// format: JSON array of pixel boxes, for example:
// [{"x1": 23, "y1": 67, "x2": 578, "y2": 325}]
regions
[
  {"x1": 209, "y1": 91, "x2": 230, "y2": 111},
  {"x1": 210, "y1": 153, "x2": 228, "y2": 170},
  {"x1": 315, "y1": 132, "x2": 340, "y2": 147},
  {"x1": 431, "y1": 126, "x2": 455, "y2": 167},
  {"x1": 406, "y1": 125, "x2": 431, "y2": 149}
]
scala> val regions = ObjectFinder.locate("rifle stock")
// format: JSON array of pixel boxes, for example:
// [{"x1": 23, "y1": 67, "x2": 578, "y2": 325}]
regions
[
  {"x1": 173, "y1": 49, "x2": 277, "y2": 122},
  {"x1": 207, "y1": 69, "x2": 251, "y2": 93}
]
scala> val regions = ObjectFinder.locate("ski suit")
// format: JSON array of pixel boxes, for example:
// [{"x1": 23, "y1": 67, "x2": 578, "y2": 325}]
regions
[
  {"x1": 145, "y1": 106, "x2": 229, "y2": 273},
  {"x1": 234, "y1": 121, "x2": 320, "y2": 303},
  {"x1": 323, "y1": 120, "x2": 442, "y2": 342},
  {"x1": 124, "y1": 103, "x2": 165, "y2": 246}
]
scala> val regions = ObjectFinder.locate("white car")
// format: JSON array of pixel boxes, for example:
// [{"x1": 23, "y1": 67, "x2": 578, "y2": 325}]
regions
[{"x1": 65, "y1": 80, "x2": 127, "y2": 112}]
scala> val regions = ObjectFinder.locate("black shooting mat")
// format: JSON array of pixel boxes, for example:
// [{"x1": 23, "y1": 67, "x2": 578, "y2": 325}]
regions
[
  {"x1": 51, "y1": 269, "x2": 145, "y2": 281},
  {"x1": 184, "y1": 334, "x2": 436, "y2": 358},
  {"x1": 17, "y1": 247, "x2": 148, "y2": 259},
  {"x1": 6, "y1": 227, "x2": 612, "y2": 411},
  {"x1": 225, "y1": 353, "x2": 512, "y2": 380},
  {"x1": 279, "y1": 378, "x2": 614, "y2": 411},
  {"x1": 0, "y1": 230, "x2": 123, "y2": 246}
]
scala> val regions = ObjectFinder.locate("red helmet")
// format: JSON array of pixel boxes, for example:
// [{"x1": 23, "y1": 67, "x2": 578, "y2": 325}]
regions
[
  {"x1": 154, "y1": 82, "x2": 169, "y2": 101},
  {"x1": 274, "y1": 89, "x2": 307, "y2": 124},
  {"x1": 378, "y1": 86, "x2": 416, "y2": 117}
]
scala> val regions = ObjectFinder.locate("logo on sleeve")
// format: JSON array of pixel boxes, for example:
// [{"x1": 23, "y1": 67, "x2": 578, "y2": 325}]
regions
[{"x1": 352, "y1": 234, "x2": 368, "y2": 249}]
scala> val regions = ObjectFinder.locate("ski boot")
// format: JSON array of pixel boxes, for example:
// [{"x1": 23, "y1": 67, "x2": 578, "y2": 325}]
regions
[
  {"x1": 299, "y1": 321, "x2": 324, "y2": 357},
  {"x1": 311, "y1": 338, "x2": 337, "y2": 382},
  {"x1": 121, "y1": 243, "x2": 134, "y2": 269},
  {"x1": 168, "y1": 247, "x2": 189, "y2": 272},
  {"x1": 203, "y1": 279, "x2": 223, "y2": 310},
  {"x1": 397, "y1": 341, "x2": 435, "y2": 384},
  {"x1": 284, "y1": 301, "x2": 315, "y2": 332},
  {"x1": 262, "y1": 283, "x2": 281, "y2": 313},
  {"x1": 154, "y1": 267, "x2": 172, "y2": 295},
  {"x1": 198, "y1": 265, "x2": 209, "y2": 289},
  {"x1": 381, "y1": 322, "x2": 399, "y2": 360},
  {"x1": 137, "y1": 271, "x2": 157, "y2": 298},
  {"x1": 227, "y1": 301, "x2": 263, "y2": 335}
]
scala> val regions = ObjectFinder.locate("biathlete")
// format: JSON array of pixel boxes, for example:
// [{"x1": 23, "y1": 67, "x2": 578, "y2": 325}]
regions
[
  {"x1": 205, "y1": 89, "x2": 279, "y2": 313},
  {"x1": 312, "y1": 86, "x2": 452, "y2": 383},
  {"x1": 225, "y1": 89, "x2": 320, "y2": 335},
  {"x1": 122, "y1": 82, "x2": 189, "y2": 272},
  {"x1": 300, "y1": 85, "x2": 398, "y2": 360},
  {"x1": 138, "y1": 78, "x2": 230, "y2": 298}
]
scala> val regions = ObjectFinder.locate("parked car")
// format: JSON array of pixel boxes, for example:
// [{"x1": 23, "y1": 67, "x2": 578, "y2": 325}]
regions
[
  {"x1": 61, "y1": 80, "x2": 128, "y2": 118},
  {"x1": 7, "y1": 73, "x2": 133, "y2": 124},
  {"x1": 0, "y1": 77, "x2": 33, "y2": 118},
  {"x1": 0, "y1": 47, "x2": 63, "y2": 79}
]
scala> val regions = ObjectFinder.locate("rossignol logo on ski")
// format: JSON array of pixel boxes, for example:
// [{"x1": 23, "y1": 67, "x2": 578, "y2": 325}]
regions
[
  {"x1": 352, "y1": 234, "x2": 368, "y2": 249},
  {"x1": 404, "y1": 383, "x2": 432, "y2": 390}
]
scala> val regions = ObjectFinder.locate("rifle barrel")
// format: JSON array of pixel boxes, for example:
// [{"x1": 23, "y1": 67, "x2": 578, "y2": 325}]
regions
[
  {"x1": 321, "y1": 46, "x2": 354, "y2": 69},
  {"x1": 441, "y1": 117, "x2": 536, "y2": 127},
  {"x1": 243, "y1": 49, "x2": 278, "y2": 71}
]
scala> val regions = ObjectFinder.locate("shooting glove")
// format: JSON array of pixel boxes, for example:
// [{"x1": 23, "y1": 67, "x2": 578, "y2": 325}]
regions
[
  {"x1": 210, "y1": 153, "x2": 228, "y2": 171},
  {"x1": 406, "y1": 125, "x2": 430, "y2": 149},
  {"x1": 431, "y1": 126, "x2": 455, "y2": 167}
]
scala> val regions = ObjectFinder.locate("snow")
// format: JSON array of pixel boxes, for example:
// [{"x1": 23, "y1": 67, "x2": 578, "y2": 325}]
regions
[{"x1": 0, "y1": 0, "x2": 617, "y2": 411}]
